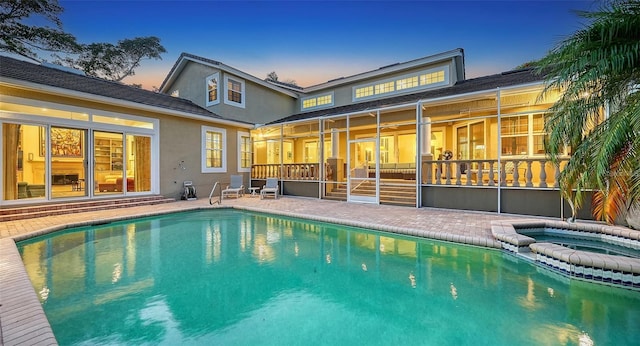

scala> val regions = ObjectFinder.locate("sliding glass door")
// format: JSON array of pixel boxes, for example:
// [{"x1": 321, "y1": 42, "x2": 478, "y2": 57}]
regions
[
  {"x1": 2, "y1": 123, "x2": 47, "y2": 201},
  {"x1": 50, "y1": 127, "x2": 88, "y2": 199},
  {"x1": 94, "y1": 131, "x2": 124, "y2": 195}
]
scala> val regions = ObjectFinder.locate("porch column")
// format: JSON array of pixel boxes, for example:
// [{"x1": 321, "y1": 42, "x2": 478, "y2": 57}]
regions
[
  {"x1": 330, "y1": 128, "x2": 339, "y2": 159},
  {"x1": 326, "y1": 128, "x2": 343, "y2": 191},
  {"x1": 421, "y1": 117, "x2": 433, "y2": 184}
]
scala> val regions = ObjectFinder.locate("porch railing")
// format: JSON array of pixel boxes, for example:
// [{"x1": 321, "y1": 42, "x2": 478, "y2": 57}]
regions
[
  {"x1": 251, "y1": 158, "x2": 569, "y2": 188},
  {"x1": 252, "y1": 163, "x2": 321, "y2": 180},
  {"x1": 423, "y1": 158, "x2": 569, "y2": 188}
]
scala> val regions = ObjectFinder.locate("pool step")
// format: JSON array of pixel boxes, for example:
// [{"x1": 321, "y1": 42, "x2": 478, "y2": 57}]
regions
[{"x1": 0, "y1": 195, "x2": 176, "y2": 222}]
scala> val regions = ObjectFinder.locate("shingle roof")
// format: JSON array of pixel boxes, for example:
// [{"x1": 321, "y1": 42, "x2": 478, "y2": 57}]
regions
[
  {"x1": 0, "y1": 55, "x2": 227, "y2": 120},
  {"x1": 269, "y1": 68, "x2": 547, "y2": 124}
]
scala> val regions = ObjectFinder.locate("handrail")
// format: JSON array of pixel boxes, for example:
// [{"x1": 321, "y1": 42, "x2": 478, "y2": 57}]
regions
[{"x1": 209, "y1": 181, "x2": 221, "y2": 205}]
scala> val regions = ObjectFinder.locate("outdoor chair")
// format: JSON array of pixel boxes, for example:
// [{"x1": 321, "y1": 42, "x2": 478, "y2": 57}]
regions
[
  {"x1": 260, "y1": 178, "x2": 279, "y2": 199},
  {"x1": 222, "y1": 175, "x2": 245, "y2": 199}
]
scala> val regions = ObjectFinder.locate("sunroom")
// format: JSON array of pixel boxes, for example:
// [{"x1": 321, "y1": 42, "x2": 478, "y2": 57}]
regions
[{"x1": 250, "y1": 74, "x2": 588, "y2": 219}]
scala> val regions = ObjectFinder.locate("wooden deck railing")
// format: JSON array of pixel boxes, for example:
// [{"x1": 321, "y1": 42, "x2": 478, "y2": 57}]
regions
[
  {"x1": 252, "y1": 163, "x2": 321, "y2": 180},
  {"x1": 423, "y1": 158, "x2": 569, "y2": 188}
]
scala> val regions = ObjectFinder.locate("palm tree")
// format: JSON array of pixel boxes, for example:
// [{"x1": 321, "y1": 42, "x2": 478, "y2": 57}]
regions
[{"x1": 537, "y1": 0, "x2": 640, "y2": 224}]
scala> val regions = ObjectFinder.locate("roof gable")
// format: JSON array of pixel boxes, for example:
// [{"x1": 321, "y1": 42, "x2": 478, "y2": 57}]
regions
[{"x1": 159, "y1": 52, "x2": 300, "y2": 98}]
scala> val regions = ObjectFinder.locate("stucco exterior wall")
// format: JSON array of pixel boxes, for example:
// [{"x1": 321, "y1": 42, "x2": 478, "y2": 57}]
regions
[
  {"x1": 156, "y1": 113, "x2": 249, "y2": 199},
  {"x1": 165, "y1": 61, "x2": 298, "y2": 125}
]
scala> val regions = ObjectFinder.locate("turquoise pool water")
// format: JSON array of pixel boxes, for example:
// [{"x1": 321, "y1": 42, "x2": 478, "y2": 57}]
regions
[{"x1": 18, "y1": 209, "x2": 640, "y2": 345}]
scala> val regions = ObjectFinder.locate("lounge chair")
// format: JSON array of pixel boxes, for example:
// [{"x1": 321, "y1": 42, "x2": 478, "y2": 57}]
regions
[
  {"x1": 222, "y1": 175, "x2": 244, "y2": 199},
  {"x1": 260, "y1": 178, "x2": 279, "y2": 199}
]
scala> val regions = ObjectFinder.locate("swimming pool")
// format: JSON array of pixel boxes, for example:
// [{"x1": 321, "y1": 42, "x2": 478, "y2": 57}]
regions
[{"x1": 18, "y1": 209, "x2": 640, "y2": 345}]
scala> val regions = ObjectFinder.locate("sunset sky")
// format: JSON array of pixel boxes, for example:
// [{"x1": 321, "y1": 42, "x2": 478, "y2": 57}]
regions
[{"x1": 55, "y1": 0, "x2": 597, "y2": 90}]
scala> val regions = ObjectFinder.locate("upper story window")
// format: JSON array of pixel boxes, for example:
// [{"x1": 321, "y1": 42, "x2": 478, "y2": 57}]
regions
[
  {"x1": 206, "y1": 73, "x2": 220, "y2": 106},
  {"x1": 238, "y1": 131, "x2": 251, "y2": 172},
  {"x1": 301, "y1": 92, "x2": 334, "y2": 111},
  {"x1": 421, "y1": 70, "x2": 445, "y2": 85},
  {"x1": 224, "y1": 76, "x2": 245, "y2": 108},
  {"x1": 353, "y1": 67, "x2": 448, "y2": 101},
  {"x1": 396, "y1": 76, "x2": 418, "y2": 90},
  {"x1": 201, "y1": 126, "x2": 226, "y2": 173},
  {"x1": 355, "y1": 86, "x2": 374, "y2": 99}
]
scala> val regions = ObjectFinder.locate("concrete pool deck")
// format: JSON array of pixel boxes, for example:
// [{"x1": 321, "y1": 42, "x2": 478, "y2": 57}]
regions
[{"x1": 0, "y1": 196, "x2": 626, "y2": 345}]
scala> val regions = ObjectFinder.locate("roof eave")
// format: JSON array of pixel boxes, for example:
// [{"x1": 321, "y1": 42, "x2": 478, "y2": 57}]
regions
[{"x1": 1, "y1": 77, "x2": 254, "y2": 129}]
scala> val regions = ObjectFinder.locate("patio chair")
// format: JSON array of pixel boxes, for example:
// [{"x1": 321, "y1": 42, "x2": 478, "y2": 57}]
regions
[
  {"x1": 222, "y1": 175, "x2": 245, "y2": 199},
  {"x1": 260, "y1": 178, "x2": 279, "y2": 199}
]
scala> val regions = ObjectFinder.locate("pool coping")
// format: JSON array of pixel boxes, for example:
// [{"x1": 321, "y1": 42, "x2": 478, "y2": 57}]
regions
[{"x1": 491, "y1": 219, "x2": 640, "y2": 288}]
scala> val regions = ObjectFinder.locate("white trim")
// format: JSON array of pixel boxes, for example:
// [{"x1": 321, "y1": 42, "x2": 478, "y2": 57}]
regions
[
  {"x1": 205, "y1": 72, "x2": 220, "y2": 106},
  {"x1": 223, "y1": 75, "x2": 245, "y2": 108},
  {"x1": 237, "y1": 131, "x2": 251, "y2": 172},
  {"x1": 201, "y1": 126, "x2": 227, "y2": 173}
]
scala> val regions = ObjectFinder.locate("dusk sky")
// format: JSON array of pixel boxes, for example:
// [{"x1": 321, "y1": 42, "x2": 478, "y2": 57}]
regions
[{"x1": 55, "y1": 0, "x2": 598, "y2": 90}]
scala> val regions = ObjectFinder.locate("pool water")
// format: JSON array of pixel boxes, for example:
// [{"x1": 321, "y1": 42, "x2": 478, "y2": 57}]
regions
[{"x1": 18, "y1": 209, "x2": 640, "y2": 345}]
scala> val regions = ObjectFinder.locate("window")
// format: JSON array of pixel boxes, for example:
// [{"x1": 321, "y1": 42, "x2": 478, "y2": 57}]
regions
[
  {"x1": 501, "y1": 113, "x2": 546, "y2": 156},
  {"x1": 355, "y1": 86, "x2": 374, "y2": 99},
  {"x1": 375, "y1": 81, "x2": 394, "y2": 94},
  {"x1": 353, "y1": 67, "x2": 448, "y2": 101},
  {"x1": 224, "y1": 76, "x2": 245, "y2": 108},
  {"x1": 397, "y1": 76, "x2": 418, "y2": 90},
  {"x1": 206, "y1": 73, "x2": 219, "y2": 106},
  {"x1": 238, "y1": 132, "x2": 251, "y2": 172},
  {"x1": 303, "y1": 98, "x2": 317, "y2": 109},
  {"x1": 420, "y1": 70, "x2": 445, "y2": 85},
  {"x1": 202, "y1": 126, "x2": 226, "y2": 173},
  {"x1": 301, "y1": 93, "x2": 334, "y2": 111}
]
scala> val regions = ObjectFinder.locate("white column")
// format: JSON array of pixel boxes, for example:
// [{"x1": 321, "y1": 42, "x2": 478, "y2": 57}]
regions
[
  {"x1": 331, "y1": 128, "x2": 339, "y2": 159},
  {"x1": 421, "y1": 116, "x2": 431, "y2": 156}
]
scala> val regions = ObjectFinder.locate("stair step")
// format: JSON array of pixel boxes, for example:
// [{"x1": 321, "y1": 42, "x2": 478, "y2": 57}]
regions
[{"x1": 0, "y1": 195, "x2": 175, "y2": 222}]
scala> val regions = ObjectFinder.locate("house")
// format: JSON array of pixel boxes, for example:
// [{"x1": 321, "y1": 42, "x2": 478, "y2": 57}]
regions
[
  {"x1": 0, "y1": 55, "x2": 253, "y2": 204},
  {"x1": 159, "y1": 49, "x2": 593, "y2": 219},
  {"x1": 1, "y1": 48, "x2": 593, "y2": 220}
]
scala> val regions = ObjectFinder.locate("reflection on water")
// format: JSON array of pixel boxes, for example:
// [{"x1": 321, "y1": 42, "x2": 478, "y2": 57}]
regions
[{"x1": 18, "y1": 209, "x2": 640, "y2": 345}]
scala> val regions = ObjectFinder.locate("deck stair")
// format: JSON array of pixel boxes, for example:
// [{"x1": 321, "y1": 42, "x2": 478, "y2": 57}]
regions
[
  {"x1": 0, "y1": 195, "x2": 176, "y2": 222},
  {"x1": 324, "y1": 181, "x2": 416, "y2": 207}
]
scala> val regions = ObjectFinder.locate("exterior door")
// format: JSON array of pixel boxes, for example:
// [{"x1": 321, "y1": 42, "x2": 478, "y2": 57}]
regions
[
  {"x1": 348, "y1": 138, "x2": 378, "y2": 203},
  {"x1": 94, "y1": 131, "x2": 124, "y2": 195}
]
